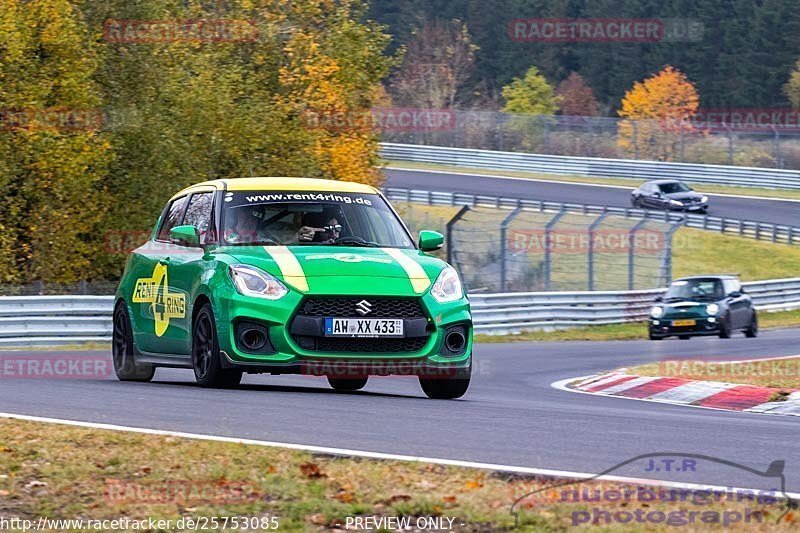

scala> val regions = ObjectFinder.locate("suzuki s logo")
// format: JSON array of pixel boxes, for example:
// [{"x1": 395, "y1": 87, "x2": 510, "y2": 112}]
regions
[{"x1": 355, "y1": 300, "x2": 372, "y2": 316}]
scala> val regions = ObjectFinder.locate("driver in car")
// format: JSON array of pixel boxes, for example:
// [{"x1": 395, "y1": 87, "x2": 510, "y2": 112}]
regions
[
  {"x1": 225, "y1": 208, "x2": 266, "y2": 244},
  {"x1": 294, "y1": 209, "x2": 342, "y2": 243}
]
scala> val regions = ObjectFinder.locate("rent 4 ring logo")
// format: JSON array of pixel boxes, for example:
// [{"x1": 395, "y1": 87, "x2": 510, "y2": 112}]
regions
[{"x1": 132, "y1": 264, "x2": 186, "y2": 336}]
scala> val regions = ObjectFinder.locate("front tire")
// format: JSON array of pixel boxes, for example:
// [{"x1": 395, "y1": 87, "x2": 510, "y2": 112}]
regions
[
  {"x1": 745, "y1": 311, "x2": 759, "y2": 338},
  {"x1": 192, "y1": 303, "x2": 242, "y2": 388},
  {"x1": 649, "y1": 332, "x2": 662, "y2": 341},
  {"x1": 718, "y1": 314, "x2": 733, "y2": 339},
  {"x1": 327, "y1": 377, "x2": 368, "y2": 391},
  {"x1": 678, "y1": 335, "x2": 691, "y2": 340},
  {"x1": 112, "y1": 302, "x2": 155, "y2": 382},
  {"x1": 419, "y1": 364, "x2": 471, "y2": 399}
]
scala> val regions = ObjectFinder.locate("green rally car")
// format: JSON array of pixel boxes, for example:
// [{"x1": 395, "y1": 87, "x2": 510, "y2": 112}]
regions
[{"x1": 113, "y1": 177, "x2": 472, "y2": 399}]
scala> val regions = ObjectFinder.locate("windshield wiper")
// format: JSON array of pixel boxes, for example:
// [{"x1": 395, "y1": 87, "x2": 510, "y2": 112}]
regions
[{"x1": 330, "y1": 237, "x2": 380, "y2": 247}]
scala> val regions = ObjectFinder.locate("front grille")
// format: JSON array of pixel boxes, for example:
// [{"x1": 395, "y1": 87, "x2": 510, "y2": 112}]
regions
[
  {"x1": 311, "y1": 337, "x2": 429, "y2": 353},
  {"x1": 292, "y1": 297, "x2": 429, "y2": 353},
  {"x1": 299, "y1": 297, "x2": 425, "y2": 319}
]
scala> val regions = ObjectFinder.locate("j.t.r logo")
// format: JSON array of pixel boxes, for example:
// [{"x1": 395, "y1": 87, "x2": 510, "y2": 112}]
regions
[{"x1": 132, "y1": 263, "x2": 186, "y2": 336}]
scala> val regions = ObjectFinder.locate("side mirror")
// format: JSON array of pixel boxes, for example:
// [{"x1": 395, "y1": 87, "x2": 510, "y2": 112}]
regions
[
  {"x1": 653, "y1": 191, "x2": 662, "y2": 198},
  {"x1": 169, "y1": 225, "x2": 200, "y2": 247},
  {"x1": 729, "y1": 291, "x2": 742, "y2": 299},
  {"x1": 654, "y1": 295, "x2": 663, "y2": 302},
  {"x1": 418, "y1": 230, "x2": 444, "y2": 252}
]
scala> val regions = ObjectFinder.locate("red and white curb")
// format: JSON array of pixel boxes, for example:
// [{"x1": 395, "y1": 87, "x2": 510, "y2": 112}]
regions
[{"x1": 560, "y1": 372, "x2": 800, "y2": 417}]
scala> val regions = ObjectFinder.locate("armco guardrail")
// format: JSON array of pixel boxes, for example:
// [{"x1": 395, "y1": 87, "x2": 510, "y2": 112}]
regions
[
  {"x1": 1, "y1": 279, "x2": 800, "y2": 344},
  {"x1": 383, "y1": 187, "x2": 800, "y2": 245},
  {"x1": 0, "y1": 296, "x2": 114, "y2": 346},
  {"x1": 471, "y1": 278, "x2": 800, "y2": 334},
  {"x1": 380, "y1": 143, "x2": 800, "y2": 191}
]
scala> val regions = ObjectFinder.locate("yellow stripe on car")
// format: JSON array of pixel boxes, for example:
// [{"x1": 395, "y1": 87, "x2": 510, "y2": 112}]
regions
[
  {"x1": 382, "y1": 248, "x2": 431, "y2": 293},
  {"x1": 264, "y1": 246, "x2": 309, "y2": 292}
]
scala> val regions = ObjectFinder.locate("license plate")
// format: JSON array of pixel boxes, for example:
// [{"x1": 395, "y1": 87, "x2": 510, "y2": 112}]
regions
[
  {"x1": 324, "y1": 318, "x2": 404, "y2": 337},
  {"x1": 673, "y1": 319, "x2": 696, "y2": 327}
]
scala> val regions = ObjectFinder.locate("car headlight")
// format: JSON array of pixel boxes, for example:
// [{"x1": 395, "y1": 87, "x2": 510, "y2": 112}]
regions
[
  {"x1": 430, "y1": 266, "x2": 464, "y2": 303},
  {"x1": 229, "y1": 265, "x2": 288, "y2": 300},
  {"x1": 706, "y1": 303, "x2": 719, "y2": 315},
  {"x1": 669, "y1": 200, "x2": 684, "y2": 207},
  {"x1": 650, "y1": 305, "x2": 664, "y2": 318},
  {"x1": 701, "y1": 196, "x2": 708, "y2": 203}
]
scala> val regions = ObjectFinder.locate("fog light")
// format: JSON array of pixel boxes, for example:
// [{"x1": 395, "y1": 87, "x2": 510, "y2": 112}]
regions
[
  {"x1": 652, "y1": 320, "x2": 660, "y2": 326},
  {"x1": 708, "y1": 317, "x2": 716, "y2": 323}
]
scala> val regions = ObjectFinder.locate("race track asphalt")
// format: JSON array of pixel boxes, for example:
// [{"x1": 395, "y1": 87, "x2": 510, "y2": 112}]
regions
[
  {"x1": 1, "y1": 328, "x2": 799, "y2": 493},
  {"x1": 384, "y1": 168, "x2": 800, "y2": 228}
]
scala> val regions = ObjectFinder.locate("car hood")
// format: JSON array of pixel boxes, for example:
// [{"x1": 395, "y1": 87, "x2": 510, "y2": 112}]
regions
[
  {"x1": 664, "y1": 191, "x2": 704, "y2": 201},
  {"x1": 218, "y1": 245, "x2": 446, "y2": 296},
  {"x1": 661, "y1": 300, "x2": 715, "y2": 318}
]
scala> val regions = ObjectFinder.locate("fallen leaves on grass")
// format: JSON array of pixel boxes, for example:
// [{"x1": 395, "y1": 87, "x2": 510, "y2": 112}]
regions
[{"x1": 300, "y1": 462, "x2": 326, "y2": 479}]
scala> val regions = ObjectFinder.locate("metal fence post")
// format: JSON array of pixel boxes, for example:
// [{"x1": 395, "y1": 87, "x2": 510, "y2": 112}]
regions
[
  {"x1": 725, "y1": 124, "x2": 734, "y2": 165},
  {"x1": 662, "y1": 222, "x2": 682, "y2": 285},
  {"x1": 632, "y1": 121, "x2": 639, "y2": 160},
  {"x1": 499, "y1": 208, "x2": 522, "y2": 292},
  {"x1": 587, "y1": 212, "x2": 609, "y2": 291},
  {"x1": 445, "y1": 205, "x2": 471, "y2": 267},
  {"x1": 545, "y1": 209, "x2": 566, "y2": 290},
  {"x1": 628, "y1": 218, "x2": 648, "y2": 290}
]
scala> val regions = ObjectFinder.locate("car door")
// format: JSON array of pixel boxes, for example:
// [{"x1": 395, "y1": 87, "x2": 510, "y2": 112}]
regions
[
  {"x1": 642, "y1": 184, "x2": 660, "y2": 208},
  {"x1": 724, "y1": 279, "x2": 748, "y2": 328},
  {"x1": 165, "y1": 189, "x2": 217, "y2": 355},
  {"x1": 130, "y1": 194, "x2": 191, "y2": 355}
]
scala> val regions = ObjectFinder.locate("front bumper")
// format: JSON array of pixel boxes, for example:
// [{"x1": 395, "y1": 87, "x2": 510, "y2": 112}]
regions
[
  {"x1": 671, "y1": 202, "x2": 708, "y2": 212},
  {"x1": 214, "y1": 288, "x2": 472, "y2": 375},
  {"x1": 649, "y1": 316, "x2": 718, "y2": 337}
]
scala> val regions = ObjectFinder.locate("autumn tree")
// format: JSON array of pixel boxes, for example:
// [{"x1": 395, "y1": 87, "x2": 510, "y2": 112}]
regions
[
  {"x1": 784, "y1": 59, "x2": 800, "y2": 108},
  {"x1": 501, "y1": 66, "x2": 559, "y2": 115},
  {"x1": 617, "y1": 66, "x2": 700, "y2": 161},
  {"x1": 389, "y1": 19, "x2": 477, "y2": 109},
  {"x1": 556, "y1": 72, "x2": 600, "y2": 116},
  {"x1": 0, "y1": 0, "x2": 112, "y2": 283}
]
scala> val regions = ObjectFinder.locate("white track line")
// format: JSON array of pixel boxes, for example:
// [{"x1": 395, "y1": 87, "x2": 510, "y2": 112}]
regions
[
  {"x1": 1, "y1": 411, "x2": 798, "y2": 501},
  {"x1": 385, "y1": 166, "x2": 800, "y2": 203}
]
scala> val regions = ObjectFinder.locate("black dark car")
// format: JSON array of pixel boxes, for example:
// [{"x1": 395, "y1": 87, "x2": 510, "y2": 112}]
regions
[
  {"x1": 631, "y1": 179, "x2": 709, "y2": 213},
  {"x1": 649, "y1": 275, "x2": 758, "y2": 340}
]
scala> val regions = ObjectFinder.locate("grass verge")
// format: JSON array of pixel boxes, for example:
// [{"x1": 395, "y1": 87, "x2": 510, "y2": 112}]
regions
[
  {"x1": 624, "y1": 356, "x2": 800, "y2": 390},
  {"x1": 475, "y1": 309, "x2": 800, "y2": 343},
  {"x1": 383, "y1": 160, "x2": 800, "y2": 201},
  {"x1": 0, "y1": 418, "x2": 796, "y2": 531}
]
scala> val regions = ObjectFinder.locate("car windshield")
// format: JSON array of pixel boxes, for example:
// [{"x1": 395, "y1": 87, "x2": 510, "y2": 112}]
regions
[
  {"x1": 220, "y1": 190, "x2": 414, "y2": 248},
  {"x1": 659, "y1": 181, "x2": 691, "y2": 194},
  {"x1": 664, "y1": 279, "x2": 725, "y2": 301}
]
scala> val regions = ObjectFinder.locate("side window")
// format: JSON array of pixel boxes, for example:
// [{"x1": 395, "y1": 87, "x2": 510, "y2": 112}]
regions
[
  {"x1": 724, "y1": 279, "x2": 741, "y2": 295},
  {"x1": 157, "y1": 196, "x2": 189, "y2": 241},
  {"x1": 183, "y1": 192, "x2": 214, "y2": 244}
]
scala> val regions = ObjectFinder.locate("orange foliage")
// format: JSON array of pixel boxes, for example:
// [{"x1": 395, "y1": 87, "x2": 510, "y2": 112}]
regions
[{"x1": 617, "y1": 66, "x2": 701, "y2": 161}]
